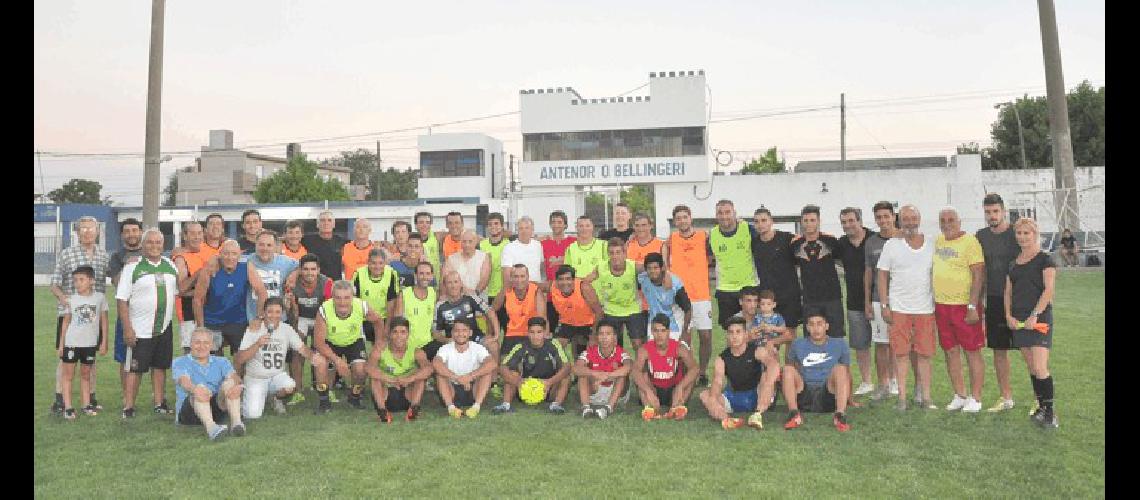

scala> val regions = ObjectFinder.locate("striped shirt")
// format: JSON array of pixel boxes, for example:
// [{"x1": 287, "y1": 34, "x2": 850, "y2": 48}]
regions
[
  {"x1": 51, "y1": 244, "x2": 110, "y2": 316},
  {"x1": 115, "y1": 257, "x2": 178, "y2": 339}
]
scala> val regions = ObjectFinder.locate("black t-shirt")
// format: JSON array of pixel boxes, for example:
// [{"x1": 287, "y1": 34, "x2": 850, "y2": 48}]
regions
[
  {"x1": 301, "y1": 232, "x2": 348, "y2": 279},
  {"x1": 238, "y1": 236, "x2": 258, "y2": 255},
  {"x1": 108, "y1": 247, "x2": 143, "y2": 282},
  {"x1": 751, "y1": 230, "x2": 801, "y2": 301},
  {"x1": 503, "y1": 340, "x2": 565, "y2": 379},
  {"x1": 1008, "y1": 251, "x2": 1056, "y2": 319},
  {"x1": 976, "y1": 227, "x2": 1020, "y2": 298},
  {"x1": 837, "y1": 229, "x2": 873, "y2": 311},
  {"x1": 599, "y1": 227, "x2": 634, "y2": 245},
  {"x1": 1061, "y1": 235, "x2": 1076, "y2": 249},
  {"x1": 720, "y1": 343, "x2": 763, "y2": 392},
  {"x1": 433, "y1": 295, "x2": 487, "y2": 339},
  {"x1": 791, "y1": 235, "x2": 843, "y2": 303}
]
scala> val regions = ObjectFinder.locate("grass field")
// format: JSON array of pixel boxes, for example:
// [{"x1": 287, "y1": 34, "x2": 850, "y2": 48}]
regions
[{"x1": 33, "y1": 271, "x2": 1105, "y2": 498}]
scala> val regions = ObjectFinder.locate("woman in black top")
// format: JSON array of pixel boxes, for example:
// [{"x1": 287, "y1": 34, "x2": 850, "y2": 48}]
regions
[{"x1": 1003, "y1": 218, "x2": 1058, "y2": 429}]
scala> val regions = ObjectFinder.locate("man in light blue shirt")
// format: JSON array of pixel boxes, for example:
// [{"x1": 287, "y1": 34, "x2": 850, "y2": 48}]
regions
[
  {"x1": 782, "y1": 308, "x2": 852, "y2": 432},
  {"x1": 172, "y1": 329, "x2": 245, "y2": 441},
  {"x1": 246, "y1": 230, "x2": 299, "y2": 321},
  {"x1": 636, "y1": 253, "x2": 692, "y2": 341}
]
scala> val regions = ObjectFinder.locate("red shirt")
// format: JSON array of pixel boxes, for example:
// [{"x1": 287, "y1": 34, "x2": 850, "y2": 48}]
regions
[
  {"x1": 580, "y1": 345, "x2": 630, "y2": 387},
  {"x1": 541, "y1": 236, "x2": 577, "y2": 282},
  {"x1": 644, "y1": 339, "x2": 684, "y2": 389}
]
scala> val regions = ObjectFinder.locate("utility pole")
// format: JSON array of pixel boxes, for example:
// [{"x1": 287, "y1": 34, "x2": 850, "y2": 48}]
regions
[
  {"x1": 840, "y1": 93, "x2": 846, "y2": 171},
  {"x1": 1037, "y1": 0, "x2": 1080, "y2": 231},
  {"x1": 142, "y1": 0, "x2": 166, "y2": 230},
  {"x1": 36, "y1": 151, "x2": 46, "y2": 203},
  {"x1": 375, "y1": 140, "x2": 382, "y2": 200}
]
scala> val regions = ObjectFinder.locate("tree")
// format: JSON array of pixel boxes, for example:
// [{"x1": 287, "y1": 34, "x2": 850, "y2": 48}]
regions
[
  {"x1": 48, "y1": 178, "x2": 112, "y2": 205},
  {"x1": 338, "y1": 149, "x2": 417, "y2": 200},
  {"x1": 162, "y1": 171, "x2": 179, "y2": 206},
  {"x1": 740, "y1": 147, "x2": 787, "y2": 174},
  {"x1": 254, "y1": 154, "x2": 351, "y2": 203},
  {"x1": 373, "y1": 167, "x2": 418, "y2": 200},
  {"x1": 582, "y1": 185, "x2": 656, "y2": 227},
  {"x1": 983, "y1": 80, "x2": 1104, "y2": 170}
]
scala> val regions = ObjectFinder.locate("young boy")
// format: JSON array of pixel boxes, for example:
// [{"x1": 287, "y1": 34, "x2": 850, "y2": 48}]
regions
[
  {"x1": 56, "y1": 266, "x2": 109, "y2": 419},
  {"x1": 753, "y1": 290, "x2": 787, "y2": 349}
]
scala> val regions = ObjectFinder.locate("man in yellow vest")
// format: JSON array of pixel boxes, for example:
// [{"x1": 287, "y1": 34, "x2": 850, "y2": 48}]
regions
[{"x1": 312, "y1": 280, "x2": 384, "y2": 413}]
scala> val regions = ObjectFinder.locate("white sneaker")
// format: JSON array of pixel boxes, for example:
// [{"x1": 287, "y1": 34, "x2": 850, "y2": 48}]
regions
[
  {"x1": 273, "y1": 398, "x2": 287, "y2": 415},
  {"x1": 987, "y1": 399, "x2": 1016, "y2": 413},
  {"x1": 962, "y1": 398, "x2": 982, "y2": 413},
  {"x1": 888, "y1": 379, "x2": 899, "y2": 395},
  {"x1": 913, "y1": 387, "x2": 924, "y2": 404},
  {"x1": 946, "y1": 394, "x2": 968, "y2": 411},
  {"x1": 854, "y1": 382, "x2": 875, "y2": 396}
]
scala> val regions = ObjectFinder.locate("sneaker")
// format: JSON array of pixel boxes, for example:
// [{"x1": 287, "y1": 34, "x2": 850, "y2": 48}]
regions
[
  {"x1": 722, "y1": 417, "x2": 745, "y2": 430},
  {"x1": 698, "y1": 374, "x2": 709, "y2": 387},
  {"x1": 316, "y1": 401, "x2": 332, "y2": 414},
  {"x1": 962, "y1": 398, "x2": 982, "y2": 413},
  {"x1": 923, "y1": 399, "x2": 938, "y2": 410},
  {"x1": 377, "y1": 408, "x2": 392, "y2": 424},
  {"x1": 50, "y1": 401, "x2": 63, "y2": 417},
  {"x1": 492, "y1": 403, "x2": 514, "y2": 415},
  {"x1": 154, "y1": 402, "x2": 174, "y2": 415},
  {"x1": 641, "y1": 406, "x2": 658, "y2": 421},
  {"x1": 888, "y1": 379, "x2": 899, "y2": 395},
  {"x1": 208, "y1": 424, "x2": 227, "y2": 441},
  {"x1": 784, "y1": 410, "x2": 803, "y2": 430},
  {"x1": 327, "y1": 391, "x2": 340, "y2": 404},
  {"x1": 90, "y1": 398, "x2": 103, "y2": 411},
  {"x1": 582, "y1": 407, "x2": 596, "y2": 418},
  {"x1": 987, "y1": 399, "x2": 1015, "y2": 413},
  {"x1": 406, "y1": 405, "x2": 421, "y2": 421},
  {"x1": 854, "y1": 382, "x2": 875, "y2": 396},
  {"x1": 464, "y1": 406, "x2": 481, "y2": 419},
  {"x1": 82, "y1": 404, "x2": 99, "y2": 416},
  {"x1": 596, "y1": 405, "x2": 612, "y2": 420},
  {"x1": 913, "y1": 387, "x2": 924, "y2": 404},
  {"x1": 347, "y1": 395, "x2": 364, "y2": 410},
  {"x1": 121, "y1": 407, "x2": 136, "y2": 419},
  {"x1": 946, "y1": 394, "x2": 968, "y2": 411},
  {"x1": 287, "y1": 392, "x2": 306, "y2": 406},
  {"x1": 670, "y1": 405, "x2": 689, "y2": 421},
  {"x1": 448, "y1": 406, "x2": 464, "y2": 419},
  {"x1": 230, "y1": 423, "x2": 246, "y2": 437},
  {"x1": 548, "y1": 402, "x2": 566, "y2": 415},
  {"x1": 747, "y1": 412, "x2": 764, "y2": 430},
  {"x1": 1028, "y1": 400, "x2": 1040, "y2": 417},
  {"x1": 833, "y1": 412, "x2": 850, "y2": 432},
  {"x1": 273, "y1": 398, "x2": 288, "y2": 415},
  {"x1": 1039, "y1": 410, "x2": 1059, "y2": 429},
  {"x1": 869, "y1": 385, "x2": 890, "y2": 402},
  {"x1": 63, "y1": 408, "x2": 77, "y2": 421},
  {"x1": 1030, "y1": 405, "x2": 1046, "y2": 425}
]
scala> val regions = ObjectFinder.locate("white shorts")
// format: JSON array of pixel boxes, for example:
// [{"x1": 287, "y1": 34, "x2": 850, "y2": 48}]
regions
[
  {"x1": 242, "y1": 372, "x2": 296, "y2": 419},
  {"x1": 870, "y1": 302, "x2": 890, "y2": 344},
  {"x1": 689, "y1": 300, "x2": 714, "y2": 331},
  {"x1": 179, "y1": 320, "x2": 197, "y2": 348},
  {"x1": 296, "y1": 317, "x2": 316, "y2": 339},
  {"x1": 589, "y1": 383, "x2": 615, "y2": 406}
]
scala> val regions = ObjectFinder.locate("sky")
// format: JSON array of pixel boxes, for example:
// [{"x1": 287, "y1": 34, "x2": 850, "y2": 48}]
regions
[{"x1": 34, "y1": 0, "x2": 1105, "y2": 206}]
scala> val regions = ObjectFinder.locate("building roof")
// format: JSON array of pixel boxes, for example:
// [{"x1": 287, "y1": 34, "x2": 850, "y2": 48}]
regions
[{"x1": 793, "y1": 156, "x2": 947, "y2": 173}]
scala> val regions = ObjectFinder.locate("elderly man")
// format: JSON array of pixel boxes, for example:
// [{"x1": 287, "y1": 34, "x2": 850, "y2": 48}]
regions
[
  {"x1": 933, "y1": 207, "x2": 986, "y2": 413},
  {"x1": 876, "y1": 205, "x2": 937, "y2": 410},
  {"x1": 117, "y1": 229, "x2": 180, "y2": 418},
  {"x1": 445, "y1": 229, "x2": 491, "y2": 303},
  {"x1": 172, "y1": 329, "x2": 245, "y2": 441},
  {"x1": 500, "y1": 216, "x2": 545, "y2": 286},
  {"x1": 247, "y1": 230, "x2": 299, "y2": 322},
  {"x1": 50, "y1": 216, "x2": 111, "y2": 415},
  {"x1": 194, "y1": 240, "x2": 267, "y2": 358},
  {"x1": 313, "y1": 280, "x2": 385, "y2": 413},
  {"x1": 302, "y1": 210, "x2": 348, "y2": 281}
]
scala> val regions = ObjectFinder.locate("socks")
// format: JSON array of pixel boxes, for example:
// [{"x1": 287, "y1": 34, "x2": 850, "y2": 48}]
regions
[
  {"x1": 54, "y1": 393, "x2": 64, "y2": 405},
  {"x1": 1029, "y1": 375, "x2": 1042, "y2": 404},
  {"x1": 1039, "y1": 376, "x2": 1054, "y2": 411}
]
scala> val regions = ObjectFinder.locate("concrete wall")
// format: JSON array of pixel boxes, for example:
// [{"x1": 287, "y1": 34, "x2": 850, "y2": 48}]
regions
[
  {"x1": 520, "y1": 71, "x2": 707, "y2": 133},
  {"x1": 505, "y1": 187, "x2": 582, "y2": 235}
]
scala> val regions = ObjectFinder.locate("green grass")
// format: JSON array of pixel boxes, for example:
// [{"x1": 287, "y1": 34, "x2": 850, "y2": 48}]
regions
[{"x1": 34, "y1": 271, "x2": 1105, "y2": 498}]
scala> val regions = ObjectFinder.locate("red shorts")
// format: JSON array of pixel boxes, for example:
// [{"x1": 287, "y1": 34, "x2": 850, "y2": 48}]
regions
[
  {"x1": 934, "y1": 303, "x2": 986, "y2": 352},
  {"x1": 888, "y1": 312, "x2": 936, "y2": 357}
]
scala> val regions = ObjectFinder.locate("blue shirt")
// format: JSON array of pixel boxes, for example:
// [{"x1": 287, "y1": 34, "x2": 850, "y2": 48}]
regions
[
  {"x1": 246, "y1": 254, "x2": 298, "y2": 320},
  {"x1": 171, "y1": 355, "x2": 235, "y2": 421},
  {"x1": 389, "y1": 260, "x2": 415, "y2": 289},
  {"x1": 637, "y1": 272, "x2": 691, "y2": 334},
  {"x1": 204, "y1": 262, "x2": 250, "y2": 326},
  {"x1": 789, "y1": 337, "x2": 849, "y2": 388}
]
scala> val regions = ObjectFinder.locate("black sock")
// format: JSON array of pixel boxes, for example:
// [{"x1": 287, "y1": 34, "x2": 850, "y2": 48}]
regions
[
  {"x1": 1029, "y1": 375, "x2": 1042, "y2": 403},
  {"x1": 90, "y1": 392, "x2": 97, "y2": 402},
  {"x1": 54, "y1": 393, "x2": 64, "y2": 405},
  {"x1": 1039, "y1": 376, "x2": 1054, "y2": 412}
]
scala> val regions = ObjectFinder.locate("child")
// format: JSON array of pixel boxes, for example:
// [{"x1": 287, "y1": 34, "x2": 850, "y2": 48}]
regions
[
  {"x1": 753, "y1": 290, "x2": 786, "y2": 350},
  {"x1": 56, "y1": 266, "x2": 109, "y2": 419}
]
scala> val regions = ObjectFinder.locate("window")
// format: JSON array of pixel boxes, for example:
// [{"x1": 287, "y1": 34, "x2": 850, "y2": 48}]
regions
[
  {"x1": 255, "y1": 165, "x2": 265, "y2": 180},
  {"x1": 420, "y1": 150, "x2": 484, "y2": 178},
  {"x1": 523, "y1": 126, "x2": 705, "y2": 161}
]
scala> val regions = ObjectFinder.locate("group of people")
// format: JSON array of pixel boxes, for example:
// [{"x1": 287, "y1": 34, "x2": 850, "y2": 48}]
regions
[{"x1": 48, "y1": 193, "x2": 1060, "y2": 440}]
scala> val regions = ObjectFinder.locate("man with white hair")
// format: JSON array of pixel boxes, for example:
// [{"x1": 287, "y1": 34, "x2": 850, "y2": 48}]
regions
[
  {"x1": 172, "y1": 328, "x2": 245, "y2": 441},
  {"x1": 876, "y1": 205, "x2": 937, "y2": 411},
  {"x1": 313, "y1": 279, "x2": 385, "y2": 412},
  {"x1": 194, "y1": 239, "x2": 268, "y2": 359},
  {"x1": 302, "y1": 210, "x2": 348, "y2": 281},
  {"x1": 342, "y1": 218, "x2": 375, "y2": 281},
  {"x1": 500, "y1": 216, "x2": 546, "y2": 286},
  {"x1": 117, "y1": 228, "x2": 180, "y2": 418},
  {"x1": 933, "y1": 207, "x2": 986, "y2": 413}
]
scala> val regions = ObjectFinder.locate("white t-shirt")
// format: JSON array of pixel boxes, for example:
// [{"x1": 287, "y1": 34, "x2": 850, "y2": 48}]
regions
[
  {"x1": 115, "y1": 257, "x2": 179, "y2": 339},
  {"x1": 446, "y1": 250, "x2": 488, "y2": 296},
  {"x1": 435, "y1": 341, "x2": 490, "y2": 377},
  {"x1": 238, "y1": 321, "x2": 304, "y2": 379},
  {"x1": 876, "y1": 236, "x2": 935, "y2": 314},
  {"x1": 500, "y1": 239, "x2": 545, "y2": 283}
]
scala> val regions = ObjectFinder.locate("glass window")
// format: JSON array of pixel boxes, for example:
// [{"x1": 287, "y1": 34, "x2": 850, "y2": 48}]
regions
[
  {"x1": 522, "y1": 127, "x2": 705, "y2": 161},
  {"x1": 420, "y1": 150, "x2": 484, "y2": 178}
]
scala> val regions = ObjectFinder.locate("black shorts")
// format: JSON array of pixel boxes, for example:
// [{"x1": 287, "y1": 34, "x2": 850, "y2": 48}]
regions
[
  {"x1": 451, "y1": 383, "x2": 475, "y2": 408},
  {"x1": 985, "y1": 295, "x2": 1015, "y2": 350},
  {"x1": 177, "y1": 395, "x2": 225, "y2": 426},
  {"x1": 206, "y1": 323, "x2": 248, "y2": 355},
  {"x1": 490, "y1": 296, "x2": 508, "y2": 335},
  {"x1": 604, "y1": 312, "x2": 647, "y2": 346},
  {"x1": 716, "y1": 290, "x2": 744, "y2": 329},
  {"x1": 801, "y1": 299, "x2": 846, "y2": 339},
  {"x1": 654, "y1": 385, "x2": 677, "y2": 406},
  {"x1": 384, "y1": 386, "x2": 412, "y2": 412},
  {"x1": 1012, "y1": 309, "x2": 1053, "y2": 349},
  {"x1": 555, "y1": 324, "x2": 593, "y2": 343},
  {"x1": 500, "y1": 336, "x2": 527, "y2": 356},
  {"x1": 60, "y1": 346, "x2": 97, "y2": 365},
  {"x1": 328, "y1": 338, "x2": 367, "y2": 364},
  {"x1": 55, "y1": 316, "x2": 64, "y2": 351},
  {"x1": 546, "y1": 297, "x2": 561, "y2": 333},
  {"x1": 775, "y1": 292, "x2": 803, "y2": 328},
  {"x1": 797, "y1": 384, "x2": 837, "y2": 413},
  {"x1": 128, "y1": 327, "x2": 174, "y2": 373}
]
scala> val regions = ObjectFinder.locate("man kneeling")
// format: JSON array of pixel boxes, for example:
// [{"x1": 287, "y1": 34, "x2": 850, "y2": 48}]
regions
[
  {"x1": 366, "y1": 316, "x2": 433, "y2": 423},
  {"x1": 432, "y1": 319, "x2": 496, "y2": 418},
  {"x1": 699, "y1": 317, "x2": 780, "y2": 430},
  {"x1": 573, "y1": 320, "x2": 632, "y2": 419},
  {"x1": 633, "y1": 313, "x2": 699, "y2": 421},
  {"x1": 234, "y1": 298, "x2": 319, "y2": 419},
  {"x1": 172, "y1": 329, "x2": 245, "y2": 441},
  {"x1": 494, "y1": 317, "x2": 572, "y2": 415},
  {"x1": 782, "y1": 309, "x2": 853, "y2": 432}
]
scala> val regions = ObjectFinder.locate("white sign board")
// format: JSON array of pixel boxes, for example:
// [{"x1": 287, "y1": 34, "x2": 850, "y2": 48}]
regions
[{"x1": 520, "y1": 156, "x2": 708, "y2": 187}]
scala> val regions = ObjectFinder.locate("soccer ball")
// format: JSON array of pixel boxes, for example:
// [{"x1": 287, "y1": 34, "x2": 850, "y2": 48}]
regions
[{"x1": 519, "y1": 378, "x2": 546, "y2": 405}]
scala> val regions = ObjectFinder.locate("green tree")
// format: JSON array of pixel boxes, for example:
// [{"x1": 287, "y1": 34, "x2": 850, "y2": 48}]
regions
[
  {"x1": 740, "y1": 147, "x2": 786, "y2": 174},
  {"x1": 48, "y1": 178, "x2": 112, "y2": 205},
  {"x1": 254, "y1": 154, "x2": 351, "y2": 203},
  {"x1": 621, "y1": 185, "x2": 654, "y2": 216},
  {"x1": 162, "y1": 171, "x2": 179, "y2": 206},
  {"x1": 985, "y1": 80, "x2": 1104, "y2": 170},
  {"x1": 374, "y1": 167, "x2": 418, "y2": 200},
  {"x1": 338, "y1": 149, "x2": 417, "y2": 200}
]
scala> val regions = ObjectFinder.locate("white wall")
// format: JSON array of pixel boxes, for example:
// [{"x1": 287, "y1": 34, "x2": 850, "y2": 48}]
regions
[
  {"x1": 506, "y1": 187, "x2": 582, "y2": 235},
  {"x1": 417, "y1": 133, "x2": 505, "y2": 200},
  {"x1": 520, "y1": 71, "x2": 707, "y2": 133}
]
